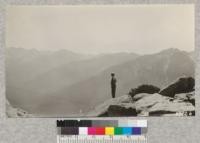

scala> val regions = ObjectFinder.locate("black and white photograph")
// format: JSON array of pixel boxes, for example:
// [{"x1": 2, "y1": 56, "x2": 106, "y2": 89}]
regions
[{"x1": 5, "y1": 5, "x2": 195, "y2": 117}]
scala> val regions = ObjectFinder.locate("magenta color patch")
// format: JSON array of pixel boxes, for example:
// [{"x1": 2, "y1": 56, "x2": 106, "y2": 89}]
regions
[{"x1": 88, "y1": 127, "x2": 96, "y2": 135}]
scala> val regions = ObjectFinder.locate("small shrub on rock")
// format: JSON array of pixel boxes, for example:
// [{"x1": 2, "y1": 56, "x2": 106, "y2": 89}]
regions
[
  {"x1": 159, "y1": 77, "x2": 195, "y2": 98},
  {"x1": 128, "y1": 84, "x2": 160, "y2": 100}
]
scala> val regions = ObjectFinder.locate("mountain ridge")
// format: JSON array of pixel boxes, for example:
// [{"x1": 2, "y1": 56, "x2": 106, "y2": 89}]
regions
[{"x1": 36, "y1": 48, "x2": 194, "y2": 115}]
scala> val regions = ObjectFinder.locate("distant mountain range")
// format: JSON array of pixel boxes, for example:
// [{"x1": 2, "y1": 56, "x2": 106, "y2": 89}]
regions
[
  {"x1": 6, "y1": 47, "x2": 138, "y2": 114},
  {"x1": 6, "y1": 47, "x2": 89, "y2": 86},
  {"x1": 6, "y1": 47, "x2": 194, "y2": 116}
]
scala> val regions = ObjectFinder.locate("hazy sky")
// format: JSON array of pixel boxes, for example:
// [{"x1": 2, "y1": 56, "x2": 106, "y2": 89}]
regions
[{"x1": 6, "y1": 5, "x2": 194, "y2": 54}]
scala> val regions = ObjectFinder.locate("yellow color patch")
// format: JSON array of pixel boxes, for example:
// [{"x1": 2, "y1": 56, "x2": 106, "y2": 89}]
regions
[{"x1": 105, "y1": 127, "x2": 114, "y2": 135}]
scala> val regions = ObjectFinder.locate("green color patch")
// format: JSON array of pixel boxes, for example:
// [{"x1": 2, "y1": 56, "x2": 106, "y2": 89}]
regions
[{"x1": 114, "y1": 127, "x2": 123, "y2": 135}]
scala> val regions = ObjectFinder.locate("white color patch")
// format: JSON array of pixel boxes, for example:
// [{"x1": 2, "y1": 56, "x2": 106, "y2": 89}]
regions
[{"x1": 79, "y1": 127, "x2": 88, "y2": 135}]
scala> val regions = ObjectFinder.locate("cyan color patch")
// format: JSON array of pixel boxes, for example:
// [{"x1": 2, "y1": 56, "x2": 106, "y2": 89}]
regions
[{"x1": 122, "y1": 127, "x2": 132, "y2": 135}]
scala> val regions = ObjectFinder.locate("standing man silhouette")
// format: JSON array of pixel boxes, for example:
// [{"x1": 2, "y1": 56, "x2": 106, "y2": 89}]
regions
[{"x1": 111, "y1": 73, "x2": 117, "y2": 98}]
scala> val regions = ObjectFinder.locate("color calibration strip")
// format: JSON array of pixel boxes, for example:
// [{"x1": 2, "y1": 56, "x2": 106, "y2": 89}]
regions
[
  {"x1": 57, "y1": 120, "x2": 147, "y2": 143},
  {"x1": 58, "y1": 126, "x2": 146, "y2": 135}
]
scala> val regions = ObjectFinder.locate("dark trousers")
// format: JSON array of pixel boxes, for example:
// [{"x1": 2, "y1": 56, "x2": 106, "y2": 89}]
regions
[{"x1": 111, "y1": 86, "x2": 116, "y2": 98}]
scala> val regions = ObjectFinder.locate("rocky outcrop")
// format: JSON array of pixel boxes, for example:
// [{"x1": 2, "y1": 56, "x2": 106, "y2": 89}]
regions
[
  {"x1": 106, "y1": 105, "x2": 137, "y2": 117},
  {"x1": 141, "y1": 93, "x2": 195, "y2": 116},
  {"x1": 99, "y1": 104, "x2": 137, "y2": 117},
  {"x1": 159, "y1": 77, "x2": 194, "y2": 98},
  {"x1": 175, "y1": 92, "x2": 195, "y2": 106},
  {"x1": 87, "y1": 91, "x2": 195, "y2": 117},
  {"x1": 86, "y1": 95, "x2": 133, "y2": 117}
]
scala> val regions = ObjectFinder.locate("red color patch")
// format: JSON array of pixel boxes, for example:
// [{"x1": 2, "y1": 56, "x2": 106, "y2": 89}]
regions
[{"x1": 96, "y1": 127, "x2": 105, "y2": 135}]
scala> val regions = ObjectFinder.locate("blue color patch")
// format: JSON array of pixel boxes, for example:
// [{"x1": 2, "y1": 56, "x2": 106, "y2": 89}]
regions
[
  {"x1": 132, "y1": 127, "x2": 141, "y2": 135},
  {"x1": 122, "y1": 127, "x2": 132, "y2": 135}
]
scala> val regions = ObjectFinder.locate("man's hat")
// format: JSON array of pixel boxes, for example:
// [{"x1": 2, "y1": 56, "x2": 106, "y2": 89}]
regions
[{"x1": 111, "y1": 73, "x2": 115, "y2": 76}]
